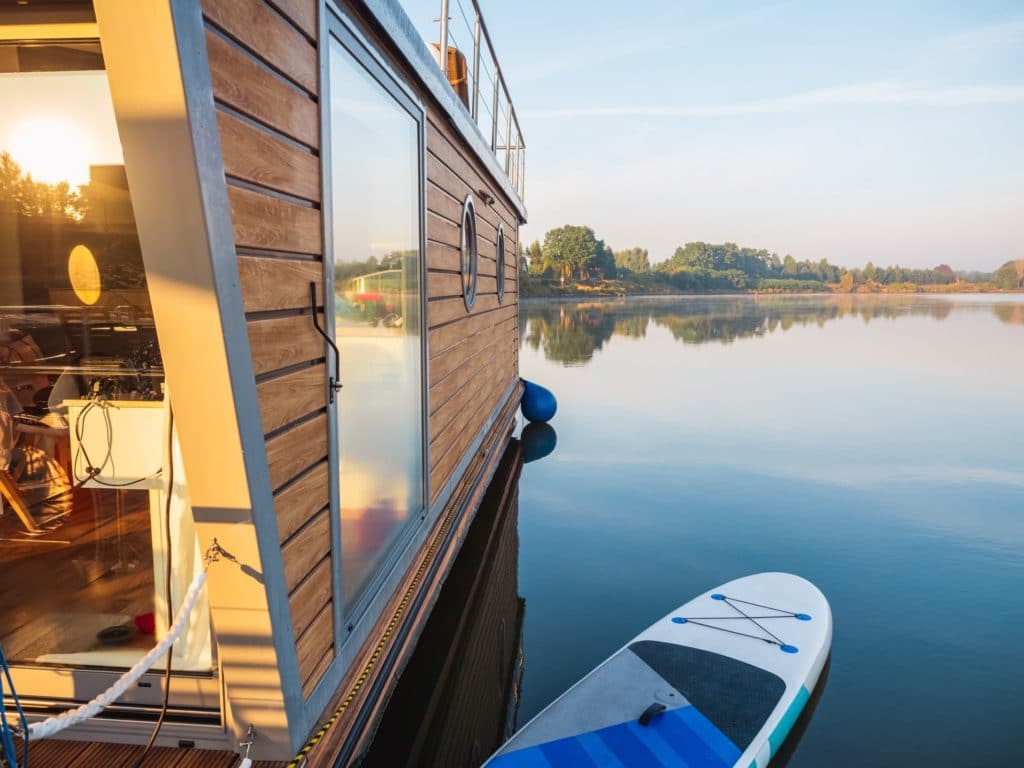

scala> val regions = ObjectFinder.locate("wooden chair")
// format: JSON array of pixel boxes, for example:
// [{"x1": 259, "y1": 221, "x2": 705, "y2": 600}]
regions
[
  {"x1": 0, "y1": 403, "x2": 71, "y2": 536},
  {"x1": 0, "y1": 465, "x2": 41, "y2": 534},
  {"x1": 0, "y1": 343, "x2": 75, "y2": 535}
]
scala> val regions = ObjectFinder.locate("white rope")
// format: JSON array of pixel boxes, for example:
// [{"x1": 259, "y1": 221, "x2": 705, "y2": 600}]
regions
[{"x1": 27, "y1": 567, "x2": 208, "y2": 741}]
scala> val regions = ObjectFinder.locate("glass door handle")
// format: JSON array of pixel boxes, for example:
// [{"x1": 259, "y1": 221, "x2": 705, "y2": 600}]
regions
[{"x1": 309, "y1": 282, "x2": 343, "y2": 404}]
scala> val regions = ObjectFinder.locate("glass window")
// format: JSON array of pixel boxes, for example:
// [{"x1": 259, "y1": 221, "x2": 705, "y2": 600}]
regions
[
  {"x1": 461, "y1": 195, "x2": 478, "y2": 310},
  {"x1": 0, "y1": 40, "x2": 210, "y2": 673},
  {"x1": 328, "y1": 34, "x2": 426, "y2": 614},
  {"x1": 496, "y1": 223, "x2": 506, "y2": 303}
]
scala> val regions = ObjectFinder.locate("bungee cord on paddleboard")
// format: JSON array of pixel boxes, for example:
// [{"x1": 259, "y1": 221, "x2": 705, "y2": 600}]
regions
[{"x1": 672, "y1": 593, "x2": 813, "y2": 654}]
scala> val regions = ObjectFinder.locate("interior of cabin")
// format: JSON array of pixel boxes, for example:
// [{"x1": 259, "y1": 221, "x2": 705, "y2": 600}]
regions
[{"x1": 0, "y1": 37, "x2": 210, "y2": 675}]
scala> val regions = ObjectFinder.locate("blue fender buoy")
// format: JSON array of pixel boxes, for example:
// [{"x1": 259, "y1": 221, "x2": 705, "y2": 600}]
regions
[
  {"x1": 522, "y1": 422, "x2": 557, "y2": 463},
  {"x1": 521, "y1": 379, "x2": 557, "y2": 423}
]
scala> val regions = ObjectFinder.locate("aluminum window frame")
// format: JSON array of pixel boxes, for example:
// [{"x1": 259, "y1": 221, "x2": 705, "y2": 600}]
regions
[
  {"x1": 496, "y1": 222, "x2": 506, "y2": 303},
  {"x1": 308, "y1": 2, "x2": 432, "y2": 723},
  {"x1": 461, "y1": 194, "x2": 479, "y2": 310}
]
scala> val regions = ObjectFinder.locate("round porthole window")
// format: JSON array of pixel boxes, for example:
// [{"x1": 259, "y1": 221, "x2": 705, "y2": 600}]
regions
[
  {"x1": 461, "y1": 195, "x2": 478, "y2": 310},
  {"x1": 496, "y1": 223, "x2": 506, "y2": 303}
]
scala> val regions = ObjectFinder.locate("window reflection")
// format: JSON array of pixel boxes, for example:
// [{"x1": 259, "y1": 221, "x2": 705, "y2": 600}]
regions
[
  {"x1": 0, "y1": 42, "x2": 209, "y2": 672},
  {"x1": 329, "y1": 37, "x2": 425, "y2": 613}
]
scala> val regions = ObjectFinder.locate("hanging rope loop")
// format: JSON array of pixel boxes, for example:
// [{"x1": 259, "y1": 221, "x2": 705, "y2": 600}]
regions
[{"x1": 19, "y1": 539, "x2": 223, "y2": 743}]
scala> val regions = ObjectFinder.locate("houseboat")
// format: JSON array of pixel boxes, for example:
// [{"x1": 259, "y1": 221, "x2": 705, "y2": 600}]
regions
[{"x1": 0, "y1": 0, "x2": 526, "y2": 764}]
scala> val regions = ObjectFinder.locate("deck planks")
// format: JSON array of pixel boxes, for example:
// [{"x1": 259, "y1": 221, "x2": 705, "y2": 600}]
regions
[{"x1": 10, "y1": 738, "x2": 283, "y2": 768}]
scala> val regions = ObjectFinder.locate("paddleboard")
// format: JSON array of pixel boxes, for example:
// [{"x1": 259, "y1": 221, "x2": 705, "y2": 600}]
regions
[{"x1": 486, "y1": 572, "x2": 831, "y2": 768}]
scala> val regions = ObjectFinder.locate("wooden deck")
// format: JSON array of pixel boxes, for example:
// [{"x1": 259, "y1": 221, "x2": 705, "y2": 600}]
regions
[{"x1": 8, "y1": 738, "x2": 276, "y2": 768}]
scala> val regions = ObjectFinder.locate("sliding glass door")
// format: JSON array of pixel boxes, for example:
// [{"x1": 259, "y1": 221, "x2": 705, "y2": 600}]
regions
[{"x1": 326, "y1": 29, "x2": 427, "y2": 617}]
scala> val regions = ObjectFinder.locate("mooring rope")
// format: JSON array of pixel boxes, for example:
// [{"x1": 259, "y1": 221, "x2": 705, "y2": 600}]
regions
[
  {"x1": 19, "y1": 541, "x2": 223, "y2": 744},
  {"x1": 27, "y1": 567, "x2": 208, "y2": 741}
]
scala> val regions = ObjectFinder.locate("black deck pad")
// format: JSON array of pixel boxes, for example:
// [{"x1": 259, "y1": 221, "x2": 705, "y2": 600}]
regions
[{"x1": 629, "y1": 640, "x2": 785, "y2": 751}]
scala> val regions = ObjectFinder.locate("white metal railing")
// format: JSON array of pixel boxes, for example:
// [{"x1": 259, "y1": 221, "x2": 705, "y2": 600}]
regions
[{"x1": 436, "y1": 0, "x2": 525, "y2": 201}]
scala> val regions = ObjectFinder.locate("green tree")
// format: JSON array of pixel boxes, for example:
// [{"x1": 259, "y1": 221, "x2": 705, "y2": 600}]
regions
[
  {"x1": 614, "y1": 247, "x2": 650, "y2": 275},
  {"x1": 591, "y1": 240, "x2": 616, "y2": 279},
  {"x1": 994, "y1": 261, "x2": 1024, "y2": 289},
  {"x1": 542, "y1": 225, "x2": 601, "y2": 284},
  {"x1": 525, "y1": 240, "x2": 546, "y2": 275}
]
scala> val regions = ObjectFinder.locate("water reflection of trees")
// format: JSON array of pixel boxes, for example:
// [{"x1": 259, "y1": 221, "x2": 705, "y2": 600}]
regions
[
  {"x1": 523, "y1": 304, "x2": 617, "y2": 365},
  {"x1": 992, "y1": 303, "x2": 1024, "y2": 326},
  {"x1": 522, "y1": 296, "x2": 1021, "y2": 366}
]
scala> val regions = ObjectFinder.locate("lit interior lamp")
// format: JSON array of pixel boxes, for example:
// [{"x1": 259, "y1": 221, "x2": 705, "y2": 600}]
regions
[{"x1": 68, "y1": 244, "x2": 101, "y2": 305}]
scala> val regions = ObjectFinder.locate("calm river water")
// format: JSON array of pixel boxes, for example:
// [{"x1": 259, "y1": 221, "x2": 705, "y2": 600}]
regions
[
  {"x1": 515, "y1": 294, "x2": 1024, "y2": 767},
  {"x1": 365, "y1": 294, "x2": 1024, "y2": 767}
]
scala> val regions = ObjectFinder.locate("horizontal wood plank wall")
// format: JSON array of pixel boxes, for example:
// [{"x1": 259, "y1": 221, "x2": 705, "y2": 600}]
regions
[
  {"x1": 425, "y1": 114, "x2": 521, "y2": 504},
  {"x1": 201, "y1": 0, "x2": 334, "y2": 700}
]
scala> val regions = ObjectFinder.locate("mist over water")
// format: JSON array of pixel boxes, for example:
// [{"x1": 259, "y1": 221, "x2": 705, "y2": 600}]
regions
[{"x1": 515, "y1": 294, "x2": 1024, "y2": 767}]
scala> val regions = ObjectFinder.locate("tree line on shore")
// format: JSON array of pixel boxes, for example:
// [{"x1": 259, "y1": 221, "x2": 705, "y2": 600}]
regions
[{"x1": 520, "y1": 224, "x2": 1024, "y2": 295}]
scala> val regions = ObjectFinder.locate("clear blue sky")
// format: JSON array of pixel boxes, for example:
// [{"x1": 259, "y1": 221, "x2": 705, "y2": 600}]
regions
[{"x1": 400, "y1": 0, "x2": 1024, "y2": 270}]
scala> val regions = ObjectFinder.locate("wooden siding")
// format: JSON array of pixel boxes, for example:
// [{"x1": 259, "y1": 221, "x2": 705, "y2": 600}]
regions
[
  {"x1": 201, "y1": 0, "x2": 333, "y2": 697},
  {"x1": 425, "y1": 114, "x2": 520, "y2": 503},
  {"x1": 202, "y1": 0, "x2": 522, "y2": 727},
  {"x1": 10, "y1": 737, "x2": 280, "y2": 768}
]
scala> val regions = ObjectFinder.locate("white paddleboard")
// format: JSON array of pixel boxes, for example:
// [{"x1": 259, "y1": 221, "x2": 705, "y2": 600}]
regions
[{"x1": 486, "y1": 572, "x2": 831, "y2": 768}]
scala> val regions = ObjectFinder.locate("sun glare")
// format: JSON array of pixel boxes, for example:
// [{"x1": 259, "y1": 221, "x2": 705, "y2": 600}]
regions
[{"x1": 8, "y1": 117, "x2": 92, "y2": 188}]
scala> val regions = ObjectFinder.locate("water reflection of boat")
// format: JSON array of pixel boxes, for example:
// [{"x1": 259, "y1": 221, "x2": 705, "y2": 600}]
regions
[
  {"x1": 346, "y1": 268, "x2": 403, "y2": 304},
  {"x1": 340, "y1": 269, "x2": 407, "y2": 326}
]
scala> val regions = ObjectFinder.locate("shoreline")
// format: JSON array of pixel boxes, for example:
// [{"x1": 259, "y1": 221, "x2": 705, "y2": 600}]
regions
[{"x1": 519, "y1": 290, "x2": 1024, "y2": 305}]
